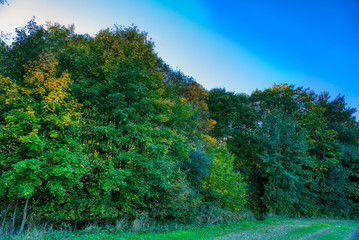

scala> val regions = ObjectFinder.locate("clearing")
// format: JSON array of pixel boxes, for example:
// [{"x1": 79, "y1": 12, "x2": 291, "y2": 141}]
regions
[{"x1": 10, "y1": 218, "x2": 359, "y2": 240}]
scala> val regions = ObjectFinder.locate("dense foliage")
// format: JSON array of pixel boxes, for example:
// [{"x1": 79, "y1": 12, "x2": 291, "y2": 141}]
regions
[
  {"x1": 0, "y1": 20, "x2": 246, "y2": 231},
  {"x1": 0, "y1": 20, "x2": 358, "y2": 232},
  {"x1": 208, "y1": 84, "x2": 359, "y2": 218}
]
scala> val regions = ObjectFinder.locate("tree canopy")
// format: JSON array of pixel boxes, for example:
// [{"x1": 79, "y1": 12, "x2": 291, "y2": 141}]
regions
[{"x1": 0, "y1": 20, "x2": 358, "y2": 231}]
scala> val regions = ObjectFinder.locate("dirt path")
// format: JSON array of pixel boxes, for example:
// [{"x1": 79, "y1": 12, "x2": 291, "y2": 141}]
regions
[
  {"x1": 212, "y1": 219, "x2": 338, "y2": 240},
  {"x1": 346, "y1": 226, "x2": 359, "y2": 240},
  {"x1": 214, "y1": 220, "x2": 308, "y2": 240},
  {"x1": 298, "y1": 227, "x2": 333, "y2": 240}
]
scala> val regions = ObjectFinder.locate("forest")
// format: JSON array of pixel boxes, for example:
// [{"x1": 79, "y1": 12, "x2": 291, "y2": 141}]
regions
[{"x1": 0, "y1": 20, "x2": 358, "y2": 233}]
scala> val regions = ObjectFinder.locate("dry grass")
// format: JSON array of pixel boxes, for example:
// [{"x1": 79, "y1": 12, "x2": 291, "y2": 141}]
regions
[
  {"x1": 114, "y1": 218, "x2": 127, "y2": 233},
  {"x1": 194, "y1": 207, "x2": 255, "y2": 226},
  {"x1": 131, "y1": 215, "x2": 150, "y2": 232}
]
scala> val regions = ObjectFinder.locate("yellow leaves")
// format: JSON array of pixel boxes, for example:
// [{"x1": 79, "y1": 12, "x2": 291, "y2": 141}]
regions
[
  {"x1": 25, "y1": 107, "x2": 36, "y2": 118},
  {"x1": 216, "y1": 189, "x2": 228, "y2": 194},
  {"x1": 210, "y1": 119, "x2": 217, "y2": 127},
  {"x1": 0, "y1": 75, "x2": 22, "y2": 105},
  {"x1": 205, "y1": 135, "x2": 216, "y2": 145},
  {"x1": 24, "y1": 192, "x2": 29, "y2": 197},
  {"x1": 25, "y1": 54, "x2": 57, "y2": 85},
  {"x1": 49, "y1": 130, "x2": 59, "y2": 138},
  {"x1": 126, "y1": 195, "x2": 138, "y2": 200},
  {"x1": 18, "y1": 128, "x2": 40, "y2": 145},
  {"x1": 159, "y1": 98, "x2": 175, "y2": 107},
  {"x1": 0, "y1": 54, "x2": 82, "y2": 144},
  {"x1": 154, "y1": 98, "x2": 175, "y2": 123},
  {"x1": 22, "y1": 54, "x2": 80, "y2": 116}
]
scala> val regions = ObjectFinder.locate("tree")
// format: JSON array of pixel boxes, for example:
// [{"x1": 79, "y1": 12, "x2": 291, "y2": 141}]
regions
[
  {"x1": 52, "y1": 24, "x2": 209, "y2": 220},
  {"x1": 310, "y1": 92, "x2": 359, "y2": 216},
  {"x1": 0, "y1": 54, "x2": 86, "y2": 230},
  {"x1": 204, "y1": 144, "x2": 247, "y2": 209},
  {"x1": 207, "y1": 88, "x2": 256, "y2": 171},
  {"x1": 255, "y1": 110, "x2": 312, "y2": 215}
]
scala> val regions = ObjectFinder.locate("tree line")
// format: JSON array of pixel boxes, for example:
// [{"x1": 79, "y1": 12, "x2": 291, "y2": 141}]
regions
[{"x1": 0, "y1": 20, "x2": 357, "y2": 231}]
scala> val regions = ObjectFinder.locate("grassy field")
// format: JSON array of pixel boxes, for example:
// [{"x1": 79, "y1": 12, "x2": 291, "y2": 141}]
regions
[{"x1": 4, "y1": 218, "x2": 359, "y2": 240}]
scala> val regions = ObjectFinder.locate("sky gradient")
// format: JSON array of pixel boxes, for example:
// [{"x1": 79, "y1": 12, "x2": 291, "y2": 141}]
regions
[{"x1": 1, "y1": 0, "x2": 359, "y2": 117}]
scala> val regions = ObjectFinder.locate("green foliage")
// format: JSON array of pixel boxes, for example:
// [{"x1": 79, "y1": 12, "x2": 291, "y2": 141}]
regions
[
  {"x1": 0, "y1": 54, "x2": 87, "y2": 224},
  {"x1": 1, "y1": 20, "x2": 216, "y2": 226},
  {"x1": 0, "y1": 19, "x2": 358, "y2": 232},
  {"x1": 204, "y1": 144, "x2": 247, "y2": 209},
  {"x1": 250, "y1": 83, "x2": 315, "y2": 118},
  {"x1": 255, "y1": 110, "x2": 312, "y2": 215},
  {"x1": 207, "y1": 88, "x2": 255, "y2": 142},
  {"x1": 207, "y1": 88, "x2": 258, "y2": 181},
  {"x1": 210, "y1": 84, "x2": 359, "y2": 218},
  {"x1": 185, "y1": 148, "x2": 213, "y2": 189}
]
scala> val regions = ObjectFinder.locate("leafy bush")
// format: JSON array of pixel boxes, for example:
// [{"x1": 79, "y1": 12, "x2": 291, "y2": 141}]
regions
[{"x1": 204, "y1": 144, "x2": 247, "y2": 210}]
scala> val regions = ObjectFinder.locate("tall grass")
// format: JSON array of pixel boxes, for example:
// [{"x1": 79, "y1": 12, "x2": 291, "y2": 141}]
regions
[
  {"x1": 193, "y1": 206, "x2": 255, "y2": 226},
  {"x1": 0, "y1": 207, "x2": 254, "y2": 239}
]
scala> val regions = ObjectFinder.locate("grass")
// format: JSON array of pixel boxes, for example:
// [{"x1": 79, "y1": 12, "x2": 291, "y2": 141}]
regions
[
  {"x1": 302, "y1": 222, "x2": 358, "y2": 240},
  {"x1": 50, "y1": 220, "x2": 264, "y2": 240},
  {"x1": 1, "y1": 218, "x2": 358, "y2": 240}
]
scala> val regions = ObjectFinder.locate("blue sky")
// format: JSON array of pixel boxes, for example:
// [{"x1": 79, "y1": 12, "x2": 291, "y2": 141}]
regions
[{"x1": 1, "y1": 0, "x2": 359, "y2": 117}]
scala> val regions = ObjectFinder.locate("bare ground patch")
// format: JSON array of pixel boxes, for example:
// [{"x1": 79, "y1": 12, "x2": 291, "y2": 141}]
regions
[
  {"x1": 298, "y1": 227, "x2": 333, "y2": 240},
  {"x1": 213, "y1": 219, "x2": 342, "y2": 240},
  {"x1": 346, "y1": 226, "x2": 359, "y2": 240}
]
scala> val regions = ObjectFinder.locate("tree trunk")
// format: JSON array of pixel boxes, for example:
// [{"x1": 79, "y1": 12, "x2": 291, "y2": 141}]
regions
[
  {"x1": 18, "y1": 197, "x2": 29, "y2": 235},
  {"x1": 10, "y1": 201, "x2": 17, "y2": 235},
  {"x1": 1, "y1": 204, "x2": 10, "y2": 232}
]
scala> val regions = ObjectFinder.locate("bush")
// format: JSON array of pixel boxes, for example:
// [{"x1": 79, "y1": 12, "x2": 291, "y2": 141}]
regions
[{"x1": 204, "y1": 144, "x2": 247, "y2": 210}]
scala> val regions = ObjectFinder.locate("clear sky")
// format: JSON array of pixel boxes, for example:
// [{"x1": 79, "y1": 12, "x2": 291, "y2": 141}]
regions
[{"x1": 1, "y1": 0, "x2": 359, "y2": 117}]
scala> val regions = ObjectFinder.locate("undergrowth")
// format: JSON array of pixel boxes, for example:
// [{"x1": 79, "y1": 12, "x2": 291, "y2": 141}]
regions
[{"x1": 0, "y1": 207, "x2": 254, "y2": 239}]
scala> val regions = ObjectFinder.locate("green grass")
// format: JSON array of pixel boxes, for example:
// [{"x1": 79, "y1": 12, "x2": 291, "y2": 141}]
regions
[
  {"x1": 283, "y1": 221, "x2": 334, "y2": 239},
  {"x1": 279, "y1": 220, "x2": 358, "y2": 240},
  {"x1": 3, "y1": 218, "x2": 359, "y2": 240},
  {"x1": 310, "y1": 222, "x2": 358, "y2": 240},
  {"x1": 32, "y1": 220, "x2": 269, "y2": 240},
  {"x1": 56, "y1": 221, "x2": 260, "y2": 240}
]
